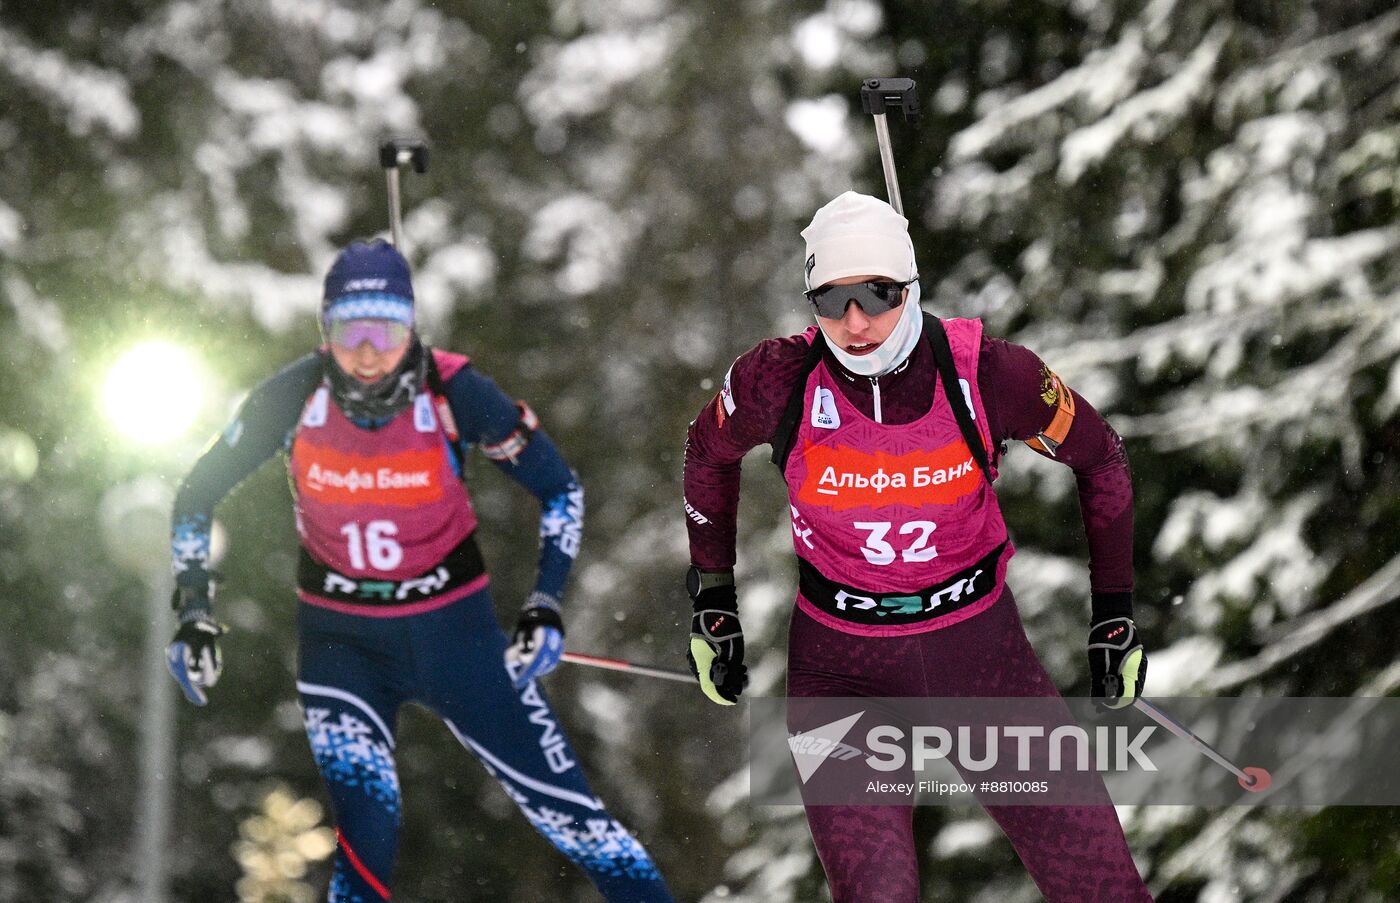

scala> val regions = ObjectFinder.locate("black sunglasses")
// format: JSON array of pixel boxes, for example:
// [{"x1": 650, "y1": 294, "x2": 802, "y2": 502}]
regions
[{"x1": 804, "y1": 278, "x2": 916, "y2": 319}]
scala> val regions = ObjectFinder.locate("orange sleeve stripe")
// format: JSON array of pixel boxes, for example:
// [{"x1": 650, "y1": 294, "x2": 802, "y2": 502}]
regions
[{"x1": 1024, "y1": 372, "x2": 1076, "y2": 456}]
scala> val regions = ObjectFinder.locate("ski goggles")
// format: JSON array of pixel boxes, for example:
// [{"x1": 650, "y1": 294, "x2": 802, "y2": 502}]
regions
[
  {"x1": 804, "y1": 278, "x2": 915, "y2": 319},
  {"x1": 325, "y1": 318, "x2": 412, "y2": 352}
]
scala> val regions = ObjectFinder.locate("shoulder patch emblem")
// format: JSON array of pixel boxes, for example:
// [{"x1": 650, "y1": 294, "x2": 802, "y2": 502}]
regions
[{"x1": 1039, "y1": 365, "x2": 1061, "y2": 407}]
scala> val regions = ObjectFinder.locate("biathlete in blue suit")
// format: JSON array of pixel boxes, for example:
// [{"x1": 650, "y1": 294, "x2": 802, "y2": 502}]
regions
[{"x1": 167, "y1": 239, "x2": 675, "y2": 902}]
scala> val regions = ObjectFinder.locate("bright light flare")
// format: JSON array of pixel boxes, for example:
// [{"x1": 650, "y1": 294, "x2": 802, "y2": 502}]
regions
[{"x1": 103, "y1": 341, "x2": 204, "y2": 444}]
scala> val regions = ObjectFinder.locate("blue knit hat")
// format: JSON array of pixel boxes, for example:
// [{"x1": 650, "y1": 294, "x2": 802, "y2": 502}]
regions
[{"x1": 321, "y1": 239, "x2": 415, "y2": 326}]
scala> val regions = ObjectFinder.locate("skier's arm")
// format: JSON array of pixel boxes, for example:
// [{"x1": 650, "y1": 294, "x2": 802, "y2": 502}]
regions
[
  {"x1": 683, "y1": 339, "x2": 809, "y2": 706},
  {"x1": 683, "y1": 336, "x2": 810, "y2": 570},
  {"x1": 978, "y1": 338, "x2": 1134, "y2": 622},
  {"x1": 170, "y1": 353, "x2": 324, "y2": 612},
  {"x1": 443, "y1": 365, "x2": 581, "y2": 602}
]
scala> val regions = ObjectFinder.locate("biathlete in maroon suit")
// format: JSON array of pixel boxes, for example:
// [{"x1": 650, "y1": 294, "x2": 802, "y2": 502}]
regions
[
  {"x1": 783, "y1": 314, "x2": 1009, "y2": 638},
  {"x1": 682, "y1": 193, "x2": 1151, "y2": 902},
  {"x1": 167, "y1": 240, "x2": 675, "y2": 903}
]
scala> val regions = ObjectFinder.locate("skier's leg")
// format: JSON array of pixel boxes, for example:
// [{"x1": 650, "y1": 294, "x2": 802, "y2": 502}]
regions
[
  {"x1": 298, "y1": 606, "x2": 408, "y2": 903},
  {"x1": 787, "y1": 606, "x2": 920, "y2": 903},
  {"x1": 416, "y1": 590, "x2": 676, "y2": 903},
  {"x1": 938, "y1": 589, "x2": 1154, "y2": 902},
  {"x1": 801, "y1": 804, "x2": 919, "y2": 903},
  {"x1": 980, "y1": 803, "x2": 1152, "y2": 902}
]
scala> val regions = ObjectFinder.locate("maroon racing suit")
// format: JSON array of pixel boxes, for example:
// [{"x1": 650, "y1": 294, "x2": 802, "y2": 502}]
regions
[{"x1": 684, "y1": 321, "x2": 1153, "y2": 903}]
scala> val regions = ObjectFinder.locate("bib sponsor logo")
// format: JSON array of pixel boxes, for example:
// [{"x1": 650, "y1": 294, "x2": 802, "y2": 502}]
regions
[
  {"x1": 812, "y1": 386, "x2": 841, "y2": 430},
  {"x1": 322, "y1": 566, "x2": 451, "y2": 601},
  {"x1": 296, "y1": 444, "x2": 443, "y2": 506},
  {"x1": 413, "y1": 394, "x2": 437, "y2": 433},
  {"x1": 302, "y1": 387, "x2": 329, "y2": 428},
  {"x1": 796, "y1": 441, "x2": 981, "y2": 510}
]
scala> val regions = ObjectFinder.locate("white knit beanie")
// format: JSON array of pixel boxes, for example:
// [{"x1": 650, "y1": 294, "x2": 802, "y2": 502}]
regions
[{"x1": 801, "y1": 191, "x2": 917, "y2": 289}]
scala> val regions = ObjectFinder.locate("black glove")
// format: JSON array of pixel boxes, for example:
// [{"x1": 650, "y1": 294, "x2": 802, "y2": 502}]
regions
[
  {"x1": 1088, "y1": 617, "x2": 1146, "y2": 711},
  {"x1": 166, "y1": 574, "x2": 224, "y2": 706},
  {"x1": 685, "y1": 567, "x2": 747, "y2": 706},
  {"x1": 166, "y1": 610, "x2": 226, "y2": 707},
  {"x1": 505, "y1": 592, "x2": 565, "y2": 688}
]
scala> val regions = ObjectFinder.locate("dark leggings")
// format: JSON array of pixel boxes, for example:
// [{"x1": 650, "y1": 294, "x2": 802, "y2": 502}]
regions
[
  {"x1": 297, "y1": 588, "x2": 675, "y2": 902},
  {"x1": 788, "y1": 587, "x2": 1154, "y2": 903}
]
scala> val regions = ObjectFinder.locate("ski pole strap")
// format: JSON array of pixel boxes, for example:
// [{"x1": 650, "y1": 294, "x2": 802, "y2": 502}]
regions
[
  {"x1": 923, "y1": 313, "x2": 992, "y2": 483},
  {"x1": 769, "y1": 333, "x2": 828, "y2": 470}
]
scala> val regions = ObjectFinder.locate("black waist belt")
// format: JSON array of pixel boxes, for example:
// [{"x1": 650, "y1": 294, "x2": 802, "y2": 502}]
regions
[
  {"x1": 298, "y1": 531, "x2": 486, "y2": 606},
  {"x1": 798, "y1": 540, "x2": 1007, "y2": 628}
]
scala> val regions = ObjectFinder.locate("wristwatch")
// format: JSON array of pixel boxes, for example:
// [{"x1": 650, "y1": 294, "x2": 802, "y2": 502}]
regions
[{"x1": 686, "y1": 565, "x2": 735, "y2": 600}]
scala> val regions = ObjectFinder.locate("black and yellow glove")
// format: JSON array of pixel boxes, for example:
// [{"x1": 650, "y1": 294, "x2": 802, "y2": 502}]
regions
[
  {"x1": 685, "y1": 567, "x2": 748, "y2": 706},
  {"x1": 1088, "y1": 617, "x2": 1146, "y2": 710}
]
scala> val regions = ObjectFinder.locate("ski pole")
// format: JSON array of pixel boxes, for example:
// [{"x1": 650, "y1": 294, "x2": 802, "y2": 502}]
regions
[
  {"x1": 1134, "y1": 697, "x2": 1272, "y2": 792},
  {"x1": 561, "y1": 652, "x2": 694, "y2": 684},
  {"x1": 378, "y1": 138, "x2": 429, "y2": 250},
  {"x1": 859, "y1": 77, "x2": 920, "y2": 216}
]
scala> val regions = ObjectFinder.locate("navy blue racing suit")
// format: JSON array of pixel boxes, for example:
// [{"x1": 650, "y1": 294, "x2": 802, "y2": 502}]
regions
[{"x1": 171, "y1": 348, "x2": 673, "y2": 902}]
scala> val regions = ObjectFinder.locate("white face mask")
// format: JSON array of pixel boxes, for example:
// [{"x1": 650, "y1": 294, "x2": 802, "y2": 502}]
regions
[{"x1": 817, "y1": 279, "x2": 924, "y2": 377}]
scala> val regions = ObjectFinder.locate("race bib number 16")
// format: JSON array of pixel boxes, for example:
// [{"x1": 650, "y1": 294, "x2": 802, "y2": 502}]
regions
[{"x1": 340, "y1": 520, "x2": 404, "y2": 571}]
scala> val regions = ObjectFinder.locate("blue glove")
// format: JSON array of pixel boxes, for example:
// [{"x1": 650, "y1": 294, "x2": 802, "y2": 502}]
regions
[
  {"x1": 505, "y1": 592, "x2": 564, "y2": 688},
  {"x1": 166, "y1": 609, "x2": 226, "y2": 706}
]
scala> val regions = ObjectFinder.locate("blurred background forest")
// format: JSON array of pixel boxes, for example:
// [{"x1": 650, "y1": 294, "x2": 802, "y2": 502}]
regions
[{"x1": 3, "y1": 0, "x2": 1400, "y2": 900}]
